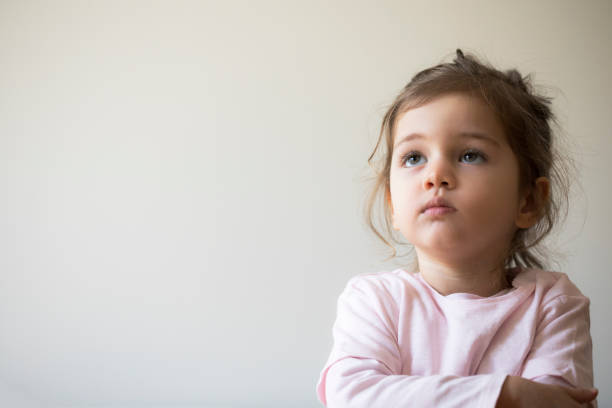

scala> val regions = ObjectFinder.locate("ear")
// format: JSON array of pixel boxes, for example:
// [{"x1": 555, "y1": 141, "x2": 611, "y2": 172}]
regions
[{"x1": 515, "y1": 177, "x2": 550, "y2": 229}]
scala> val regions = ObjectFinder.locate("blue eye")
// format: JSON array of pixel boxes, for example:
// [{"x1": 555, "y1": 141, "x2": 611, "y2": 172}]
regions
[
  {"x1": 402, "y1": 152, "x2": 427, "y2": 167},
  {"x1": 460, "y1": 149, "x2": 486, "y2": 164}
]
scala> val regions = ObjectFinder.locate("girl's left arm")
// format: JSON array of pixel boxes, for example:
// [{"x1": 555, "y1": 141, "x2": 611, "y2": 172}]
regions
[{"x1": 520, "y1": 292, "x2": 595, "y2": 401}]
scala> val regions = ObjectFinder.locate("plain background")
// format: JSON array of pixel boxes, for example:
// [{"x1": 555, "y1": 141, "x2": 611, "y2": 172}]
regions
[{"x1": 1, "y1": 1, "x2": 610, "y2": 407}]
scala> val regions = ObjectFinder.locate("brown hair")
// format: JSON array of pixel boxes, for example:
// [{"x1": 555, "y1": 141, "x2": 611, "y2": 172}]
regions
[{"x1": 364, "y1": 49, "x2": 572, "y2": 271}]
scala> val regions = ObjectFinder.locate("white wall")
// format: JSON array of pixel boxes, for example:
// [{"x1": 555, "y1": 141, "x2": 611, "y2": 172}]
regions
[{"x1": 1, "y1": 0, "x2": 610, "y2": 407}]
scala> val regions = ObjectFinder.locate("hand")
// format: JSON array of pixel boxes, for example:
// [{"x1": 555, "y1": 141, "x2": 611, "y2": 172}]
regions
[{"x1": 496, "y1": 375, "x2": 598, "y2": 408}]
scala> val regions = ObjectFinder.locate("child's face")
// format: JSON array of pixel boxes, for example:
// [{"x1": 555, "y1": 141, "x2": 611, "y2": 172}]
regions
[{"x1": 388, "y1": 93, "x2": 525, "y2": 264}]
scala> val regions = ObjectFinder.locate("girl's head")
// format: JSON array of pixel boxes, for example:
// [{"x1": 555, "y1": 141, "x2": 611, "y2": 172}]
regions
[{"x1": 365, "y1": 49, "x2": 570, "y2": 270}]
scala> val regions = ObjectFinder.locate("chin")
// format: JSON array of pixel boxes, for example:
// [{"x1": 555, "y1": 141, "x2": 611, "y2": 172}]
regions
[
  {"x1": 420, "y1": 231, "x2": 466, "y2": 250},
  {"x1": 414, "y1": 239, "x2": 474, "y2": 260}
]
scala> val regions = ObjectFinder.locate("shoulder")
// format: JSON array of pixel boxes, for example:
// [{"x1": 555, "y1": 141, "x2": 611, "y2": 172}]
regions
[
  {"x1": 520, "y1": 268, "x2": 588, "y2": 301},
  {"x1": 341, "y1": 269, "x2": 414, "y2": 303},
  {"x1": 518, "y1": 268, "x2": 591, "y2": 319}
]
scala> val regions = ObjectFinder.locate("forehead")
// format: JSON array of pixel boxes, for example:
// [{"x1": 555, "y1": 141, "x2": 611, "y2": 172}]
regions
[{"x1": 393, "y1": 93, "x2": 507, "y2": 145}]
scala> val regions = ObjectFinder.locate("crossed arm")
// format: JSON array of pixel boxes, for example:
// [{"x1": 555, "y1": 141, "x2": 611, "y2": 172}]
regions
[
  {"x1": 320, "y1": 280, "x2": 596, "y2": 408},
  {"x1": 325, "y1": 358, "x2": 597, "y2": 408}
]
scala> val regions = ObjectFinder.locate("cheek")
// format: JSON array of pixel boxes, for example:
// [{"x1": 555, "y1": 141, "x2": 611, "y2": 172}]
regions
[
  {"x1": 464, "y1": 174, "x2": 520, "y2": 218},
  {"x1": 390, "y1": 177, "x2": 419, "y2": 210}
]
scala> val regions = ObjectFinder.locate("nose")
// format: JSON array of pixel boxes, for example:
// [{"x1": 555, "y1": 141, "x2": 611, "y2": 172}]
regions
[{"x1": 423, "y1": 157, "x2": 456, "y2": 190}]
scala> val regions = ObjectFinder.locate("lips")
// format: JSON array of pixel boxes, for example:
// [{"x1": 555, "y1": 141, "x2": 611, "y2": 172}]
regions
[{"x1": 421, "y1": 197, "x2": 456, "y2": 214}]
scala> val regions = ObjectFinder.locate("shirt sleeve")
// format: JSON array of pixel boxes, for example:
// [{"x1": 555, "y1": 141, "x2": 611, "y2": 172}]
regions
[
  {"x1": 316, "y1": 276, "x2": 507, "y2": 408},
  {"x1": 520, "y1": 292, "x2": 595, "y2": 392}
]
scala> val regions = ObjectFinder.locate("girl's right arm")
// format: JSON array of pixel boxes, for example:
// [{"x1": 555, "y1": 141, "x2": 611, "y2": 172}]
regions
[
  {"x1": 319, "y1": 275, "x2": 507, "y2": 407},
  {"x1": 325, "y1": 356, "x2": 507, "y2": 408}
]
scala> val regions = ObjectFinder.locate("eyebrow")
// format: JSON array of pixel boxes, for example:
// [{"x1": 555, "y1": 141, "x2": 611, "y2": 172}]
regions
[{"x1": 393, "y1": 132, "x2": 502, "y2": 149}]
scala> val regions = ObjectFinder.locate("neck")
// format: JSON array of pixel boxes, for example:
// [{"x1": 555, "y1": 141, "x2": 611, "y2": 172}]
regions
[{"x1": 415, "y1": 249, "x2": 511, "y2": 297}]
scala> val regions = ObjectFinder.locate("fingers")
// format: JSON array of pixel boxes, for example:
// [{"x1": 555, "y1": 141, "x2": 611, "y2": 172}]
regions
[{"x1": 562, "y1": 386, "x2": 598, "y2": 403}]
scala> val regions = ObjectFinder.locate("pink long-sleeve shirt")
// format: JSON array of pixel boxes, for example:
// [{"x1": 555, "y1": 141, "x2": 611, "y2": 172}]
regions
[{"x1": 316, "y1": 267, "x2": 594, "y2": 407}]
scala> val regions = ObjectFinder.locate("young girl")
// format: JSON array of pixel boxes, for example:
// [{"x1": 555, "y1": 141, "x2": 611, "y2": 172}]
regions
[{"x1": 316, "y1": 49, "x2": 597, "y2": 407}]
